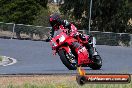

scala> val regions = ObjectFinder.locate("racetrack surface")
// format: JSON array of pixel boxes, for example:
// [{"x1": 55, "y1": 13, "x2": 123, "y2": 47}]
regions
[{"x1": 0, "y1": 38, "x2": 132, "y2": 74}]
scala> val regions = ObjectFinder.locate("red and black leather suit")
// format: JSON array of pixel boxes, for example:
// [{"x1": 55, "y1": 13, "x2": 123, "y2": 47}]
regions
[
  {"x1": 49, "y1": 13, "x2": 88, "y2": 41},
  {"x1": 49, "y1": 14, "x2": 93, "y2": 60}
]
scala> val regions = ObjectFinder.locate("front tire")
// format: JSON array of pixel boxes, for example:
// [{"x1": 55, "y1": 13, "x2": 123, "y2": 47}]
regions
[{"x1": 58, "y1": 49, "x2": 77, "y2": 70}]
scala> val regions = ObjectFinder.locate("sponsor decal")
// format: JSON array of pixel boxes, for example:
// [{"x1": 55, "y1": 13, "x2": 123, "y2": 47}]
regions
[{"x1": 76, "y1": 67, "x2": 131, "y2": 85}]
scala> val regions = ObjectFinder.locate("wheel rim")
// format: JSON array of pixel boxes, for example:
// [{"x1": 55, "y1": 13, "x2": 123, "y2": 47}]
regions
[
  {"x1": 65, "y1": 53, "x2": 77, "y2": 67},
  {"x1": 97, "y1": 56, "x2": 102, "y2": 65},
  {"x1": 93, "y1": 56, "x2": 102, "y2": 65}
]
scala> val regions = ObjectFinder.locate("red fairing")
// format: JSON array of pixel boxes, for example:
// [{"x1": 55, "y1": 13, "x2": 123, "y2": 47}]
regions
[
  {"x1": 75, "y1": 47, "x2": 91, "y2": 65},
  {"x1": 65, "y1": 37, "x2": 78, "y2": 45},
  {"x1": 59, "y1": 46, "x2": 71, "y2": 53},
  {"x1": 50, "y1": 32, "x2": 69, "y2": 50},
  {"x1": 50, "y1": 24, "x2": 93, "y2": 66}
]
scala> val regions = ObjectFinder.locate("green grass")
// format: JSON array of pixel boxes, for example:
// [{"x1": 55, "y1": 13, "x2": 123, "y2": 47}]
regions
[
  {"x1": 3, "y1": 82, "x2": 132, "y2": 88},
  {"x1": 0, "y1": 75, "x2": 131, "y2": 88},
  {"x1": 0, "y1": 56, "x2": 3, "y2": 61}
]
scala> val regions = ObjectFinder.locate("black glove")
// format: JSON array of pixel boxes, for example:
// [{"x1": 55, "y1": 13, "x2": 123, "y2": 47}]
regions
[{"x1": 79, "y1": 33, "x2": 86, "y2": 41}]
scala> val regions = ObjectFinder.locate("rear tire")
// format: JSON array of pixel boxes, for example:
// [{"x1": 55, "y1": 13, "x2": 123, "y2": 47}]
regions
[
  {"x1": 58, "y1": 49, "x2": 77, "y2": 70},
  {"x1": 89, "y1": 55, "x2": 102, "y2": 70}
]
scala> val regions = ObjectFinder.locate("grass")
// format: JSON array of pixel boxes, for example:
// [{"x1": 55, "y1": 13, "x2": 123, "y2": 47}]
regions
[
  {"x1": 0, "y1": 56, "x2": 3, "y2": 61},
  {"x1": 0, "y1": 75, "x2": 131, "y2": 88},
  {"x1": 2, "y1": 81, "x2": 132, "y2": 88}
]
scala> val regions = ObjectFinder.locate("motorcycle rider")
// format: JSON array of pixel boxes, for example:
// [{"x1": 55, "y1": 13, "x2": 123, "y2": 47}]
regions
[{"x1": 49, "y1": 13, "x2": 94, "y2": 60}]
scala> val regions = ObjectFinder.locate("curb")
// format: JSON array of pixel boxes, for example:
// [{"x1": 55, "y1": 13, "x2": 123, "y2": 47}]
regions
[{"x1": 0, "y1": 56, "x2": 17, "y2": 66}]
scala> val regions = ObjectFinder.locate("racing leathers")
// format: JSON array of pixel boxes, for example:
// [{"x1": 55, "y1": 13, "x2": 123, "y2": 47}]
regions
[{"x1": 50, "y1": 20, "x2": 94, "y2": 59}]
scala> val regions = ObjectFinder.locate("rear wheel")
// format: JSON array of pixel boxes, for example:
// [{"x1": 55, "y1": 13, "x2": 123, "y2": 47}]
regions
[
  {"x1": 89, "y1": 55, "x2": 102, "y2": 70},
  {"x1": 58, "y1": 49, "x2": 77, "y2": 70}
]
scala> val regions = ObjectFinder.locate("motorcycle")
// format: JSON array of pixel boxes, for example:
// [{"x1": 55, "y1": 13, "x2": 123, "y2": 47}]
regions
[{"x1": 50, "y1": 25, "x2": 102, "y2": 70}]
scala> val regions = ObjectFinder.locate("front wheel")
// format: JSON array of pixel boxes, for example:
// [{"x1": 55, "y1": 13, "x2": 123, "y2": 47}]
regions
[
  {"x1": 58, "y1": 49, "x2": 77, "y2": 70},
  {"x1": 89, "y1": 55, "x2": 102, "y2": 70}
]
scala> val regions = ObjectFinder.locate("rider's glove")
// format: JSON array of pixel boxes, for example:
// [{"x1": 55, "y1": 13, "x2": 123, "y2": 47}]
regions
[{"x1": 79, "y1": 33, "x2": 86, "y2": 41}]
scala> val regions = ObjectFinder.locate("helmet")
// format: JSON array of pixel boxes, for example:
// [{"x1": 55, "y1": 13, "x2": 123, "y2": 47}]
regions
[{"x1": 49, "y1": 13, "x2": 61, "y2": 30}]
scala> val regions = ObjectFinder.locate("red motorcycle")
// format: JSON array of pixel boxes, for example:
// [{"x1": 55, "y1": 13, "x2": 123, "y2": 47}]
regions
[{"x1": 50, "y1": 25, "x2": 102, "y2": 70}]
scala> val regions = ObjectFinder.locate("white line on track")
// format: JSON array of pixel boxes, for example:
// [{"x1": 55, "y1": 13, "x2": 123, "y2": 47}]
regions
[{"x1": 1, "y1": 56, "x2": 17, "y2": 66}]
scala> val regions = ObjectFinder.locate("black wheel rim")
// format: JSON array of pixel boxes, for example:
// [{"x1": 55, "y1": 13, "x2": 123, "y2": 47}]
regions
[{"x1": 65, "y1": 53, "x2": 77, "y2": 67}]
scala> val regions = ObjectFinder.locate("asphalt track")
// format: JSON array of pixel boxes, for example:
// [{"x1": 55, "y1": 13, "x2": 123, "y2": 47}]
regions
[{"x1": 0, "y1": 38, "x2": 132, "y2": 74}]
